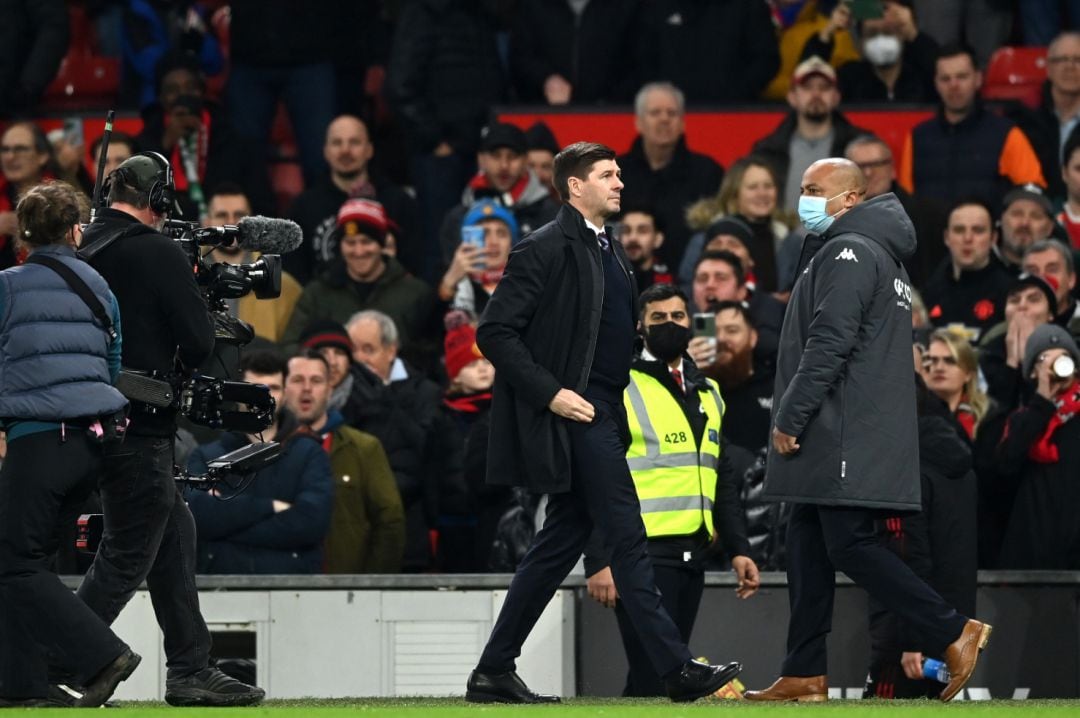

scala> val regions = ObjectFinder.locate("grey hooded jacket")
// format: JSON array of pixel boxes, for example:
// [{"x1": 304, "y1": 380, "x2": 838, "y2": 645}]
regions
[{"x1": 763, "y1": 193, "x2": 921, "y2": 511}]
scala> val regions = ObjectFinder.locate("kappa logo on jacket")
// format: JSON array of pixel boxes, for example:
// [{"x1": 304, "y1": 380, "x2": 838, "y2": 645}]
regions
[{"x1": 835, "y1": 247, "x2": 858, "y2": 262}]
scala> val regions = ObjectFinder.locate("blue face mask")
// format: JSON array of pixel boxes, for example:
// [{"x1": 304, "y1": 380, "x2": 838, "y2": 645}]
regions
[{"x1": 797, "y1": 192, "x2": 847, "y2": 234}]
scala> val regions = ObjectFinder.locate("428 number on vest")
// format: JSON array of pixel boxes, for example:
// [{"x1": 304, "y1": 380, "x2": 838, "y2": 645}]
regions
[{"x1": 664, "y1": 431, "x2": 688, "y2": 444}]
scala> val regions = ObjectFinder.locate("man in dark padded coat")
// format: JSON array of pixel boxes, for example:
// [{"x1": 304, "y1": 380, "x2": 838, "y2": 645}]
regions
[
  {"x1": 464, "y1": 142, "x2": 741, "y2": 704},
  {"x1": 745, "y1": 158, "x2": 991, "y2": 704}
]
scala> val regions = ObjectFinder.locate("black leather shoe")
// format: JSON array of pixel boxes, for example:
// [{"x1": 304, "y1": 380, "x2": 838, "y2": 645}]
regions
[
  {"x1": 76, "y1": 648, "x2": 142, "y2": 707},
  {"x1": 465, "y1": 670, "x2": 561, "y2": 704},
  {"x1": 165, "y1": 667, "x2": 266, "y2": 707},
  {"x1": 664, "y1": 658, "x2": 742, "y2": 703}
]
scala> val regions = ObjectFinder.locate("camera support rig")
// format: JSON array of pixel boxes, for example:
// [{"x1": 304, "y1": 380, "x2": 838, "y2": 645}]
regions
[{"x1": 77, "y1": 441, "x2": 282, "y2": 553}]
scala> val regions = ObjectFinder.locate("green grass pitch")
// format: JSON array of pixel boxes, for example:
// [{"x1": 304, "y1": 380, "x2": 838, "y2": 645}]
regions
[{"x1": 6, "y1": 698, "x2": 1080, "y2": 716}]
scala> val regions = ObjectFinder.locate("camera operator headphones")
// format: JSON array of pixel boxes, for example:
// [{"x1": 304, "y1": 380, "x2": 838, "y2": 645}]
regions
[{"x1": 105, "y1": 151, "x2": 179, "y2": 217}]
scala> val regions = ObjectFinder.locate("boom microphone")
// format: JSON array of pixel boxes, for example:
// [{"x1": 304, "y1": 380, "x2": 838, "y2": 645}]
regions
[
  {"x1": 235, "y1": 215, "x2": 303, "y2": 254},
  {"x1": 190, "y1": 216, "x2": 303, "y2": 254}
]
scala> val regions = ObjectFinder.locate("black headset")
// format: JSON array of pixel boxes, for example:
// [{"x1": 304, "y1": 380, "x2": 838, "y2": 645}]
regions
[{"x1": 106, "y1": 151, "x2": 176, "y2": 216}]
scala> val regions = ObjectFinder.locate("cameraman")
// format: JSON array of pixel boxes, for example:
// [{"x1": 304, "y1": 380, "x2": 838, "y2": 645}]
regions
[
  {"x1": 76, "y1": 152, "x2": 264, "y2": 706},
  {"x1": 0, "y1": 182, "x2": 139, "y2": 708}
]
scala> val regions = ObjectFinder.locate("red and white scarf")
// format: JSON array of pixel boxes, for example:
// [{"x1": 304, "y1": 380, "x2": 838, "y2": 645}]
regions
[{"x1": 1028, "y1": 379, "x2": 1080, "y2": 463}]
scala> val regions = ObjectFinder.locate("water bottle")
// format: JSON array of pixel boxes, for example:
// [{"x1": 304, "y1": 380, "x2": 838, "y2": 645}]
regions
[{"x1": 922, "y1": 657, "x2": 950, "y2": 683}]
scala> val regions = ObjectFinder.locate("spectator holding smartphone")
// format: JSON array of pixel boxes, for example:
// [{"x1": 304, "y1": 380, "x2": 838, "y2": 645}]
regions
[{"x1": 438, "y1": 200, "x2": 519, "y2": 316}]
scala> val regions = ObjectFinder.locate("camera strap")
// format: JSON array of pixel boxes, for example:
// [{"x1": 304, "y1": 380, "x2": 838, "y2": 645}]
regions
[{"x1": 24, "y1": 254, "x2": 118, "y2": 344}]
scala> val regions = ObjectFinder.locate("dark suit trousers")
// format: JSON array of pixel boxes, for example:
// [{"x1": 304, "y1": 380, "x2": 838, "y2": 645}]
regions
[
  {"x1": 616, "y1": 563, "x2": 704, "y2": 697},
  {"x1": 0, "y1": 430, "x2": 126, "y2": 698},
  {"x1": 782, "y1": 503, "x2": 968, "y2": 677},
  {"x1": 478, "y1": 399, "x2": 691, "y2": 677}
]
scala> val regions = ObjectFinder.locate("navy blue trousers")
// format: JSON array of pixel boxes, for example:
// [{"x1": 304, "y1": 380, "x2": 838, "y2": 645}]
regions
[
  {"x1": 782, "y1": 503, "x2": 968, "y2": 677},
  {"x1": 478, "y1": 399, "x2": 691, "y2": 678}
]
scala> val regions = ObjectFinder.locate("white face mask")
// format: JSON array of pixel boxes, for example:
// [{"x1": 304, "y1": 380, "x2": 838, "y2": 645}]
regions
[{"x1": 864, "y1": 34, "x2": 902, "y2": 67}]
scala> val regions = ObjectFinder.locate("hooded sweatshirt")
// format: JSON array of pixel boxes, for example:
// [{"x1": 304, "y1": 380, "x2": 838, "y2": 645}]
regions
[{"x1": 764, "y1": 193, "x2": 921, "y2": 511}]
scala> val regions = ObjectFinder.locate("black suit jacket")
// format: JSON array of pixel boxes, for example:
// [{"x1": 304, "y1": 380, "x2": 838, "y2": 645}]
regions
[{"x1": 477, "y1": 204, "x2": 637, "y2": 493}]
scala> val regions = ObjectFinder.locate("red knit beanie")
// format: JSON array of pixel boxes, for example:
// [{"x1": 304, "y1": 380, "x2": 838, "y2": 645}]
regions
[{"x1": 445, "y1": 322, "x2": 484, "y2": 381}]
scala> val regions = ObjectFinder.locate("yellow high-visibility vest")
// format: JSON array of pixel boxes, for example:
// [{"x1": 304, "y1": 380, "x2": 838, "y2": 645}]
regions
[{"x1": 623, "y1": 367, "x2": 725, "y2": 539}]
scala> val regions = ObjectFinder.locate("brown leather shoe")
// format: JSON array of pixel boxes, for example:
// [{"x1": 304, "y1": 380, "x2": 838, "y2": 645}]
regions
[
  {"x1": 940, "y1": 619, "x2": 993, "y2": 702},
  {"x1": 744, "y1": 675, "x2": 827, "y2": 702}
]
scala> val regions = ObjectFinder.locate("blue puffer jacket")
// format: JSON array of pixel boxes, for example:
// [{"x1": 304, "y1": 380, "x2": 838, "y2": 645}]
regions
[
  {"x1": 187, "y1": 413, "x2": 334, "y2": 574},
  {"x1": 0, "y1": 245, "x2": 125, "y2": 422}
]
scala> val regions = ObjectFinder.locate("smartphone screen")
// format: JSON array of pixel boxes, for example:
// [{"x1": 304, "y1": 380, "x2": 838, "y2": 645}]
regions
[
  {"x1": 461, "y1": 225, "x2": 486, "y2": 271},
  {"x1": 461, "y1": 225, "x2": 485, "y2": 250},
  {"x1": 847, "y1": 0, "x2": 884, "y2": 20},
  {"x1": 692, "y1": 313, "x2": 716, "y2": 339}
]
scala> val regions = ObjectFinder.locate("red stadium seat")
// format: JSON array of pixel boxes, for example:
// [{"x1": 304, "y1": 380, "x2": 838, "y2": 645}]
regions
[
  {"x1": 41, "y1": 4, "x2": 120, "y2": 110},
  {"x1": 982, "y1": 46, "x2": 1047, "y2": 109},
  {"x1": 269, "y1": 103, "x2": 298, "y2": 160},
  {"x1": 269, "y1": 160, "x2": 304, "y2": 215}
]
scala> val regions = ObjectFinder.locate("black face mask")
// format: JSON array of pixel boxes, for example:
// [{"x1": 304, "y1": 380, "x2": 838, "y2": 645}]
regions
[{"x1": 645, "y1": 322, "x2": 692, "y2": 363}]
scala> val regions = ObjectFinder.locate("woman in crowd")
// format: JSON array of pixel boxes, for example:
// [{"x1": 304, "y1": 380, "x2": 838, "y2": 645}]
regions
[
  {"x1": 681, "y1": 156, "x2": 799, "y2": 295},
  {"x1": 0, "y1": 122, "x2": 60, "y2": 269},
  {"x1": 922, "y1": 328, "x2": 991, "y2": 439}
]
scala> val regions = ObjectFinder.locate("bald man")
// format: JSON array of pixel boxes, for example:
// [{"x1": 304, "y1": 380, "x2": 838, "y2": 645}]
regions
[
  {"x1": 286, "y1": 115, "x2": 418, "y2": 283},
  {"x1": 745, "y1": 159, "x2": 992, "y2": 703}
]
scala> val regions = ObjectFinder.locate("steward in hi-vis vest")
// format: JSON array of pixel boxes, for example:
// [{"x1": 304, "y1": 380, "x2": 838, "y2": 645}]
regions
[{"x1": 583, "y1": 284, "x2": 760, "y2": 697}]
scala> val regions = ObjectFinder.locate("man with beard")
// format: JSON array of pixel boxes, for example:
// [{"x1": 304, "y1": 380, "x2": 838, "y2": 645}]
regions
[
  {"x1": 706, "y1": 301, "x2": 774, "y2": 456},
  {"x1": 752, "y1": 57, "x2": 870, "y2": 211},
  {"x1": 287, "y1": 115, "x2": 418, "y2": 284},
  {"x1": 899, "y1": 45, "x2": 1044, "y2": 208},
  {"x1": 617, "y1": 205, "x2": 673, "y2": 292},
  {"x1": 584, "y1": 283, "x2": 759, "y2": 697},
  {"x1": 996, "y1": 184, "x2": 1058, "y2": 273},
  {"x1": 689, "y1": 250, "x2": 784, "y2": 365}
]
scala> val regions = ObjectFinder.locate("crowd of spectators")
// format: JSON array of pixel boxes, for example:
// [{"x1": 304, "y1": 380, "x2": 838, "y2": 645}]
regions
[{"x1": 3, "y1": 0, "x2": 1080, "y2": 576}]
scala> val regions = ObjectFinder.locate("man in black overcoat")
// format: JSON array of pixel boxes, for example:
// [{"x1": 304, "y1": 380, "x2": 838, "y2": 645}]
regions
[{"x1": 464, "y1": 142, "x2": 741, "y2": 704}]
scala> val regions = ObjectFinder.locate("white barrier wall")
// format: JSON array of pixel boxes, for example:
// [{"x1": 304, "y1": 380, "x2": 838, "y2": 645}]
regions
[{"x1": 108, "y1": 588, "x2": 575, "y2": 701}]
